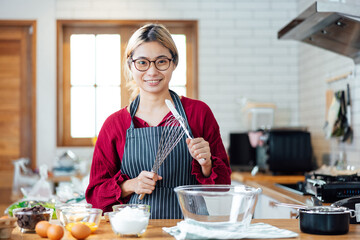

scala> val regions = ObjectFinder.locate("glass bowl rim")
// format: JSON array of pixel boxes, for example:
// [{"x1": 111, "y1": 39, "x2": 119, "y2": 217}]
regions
[
  {"x1": 60, "y1": 207, "x2": 103, "y2": 215},
  {"x1": 112, "y1": 204, "x2": 150, "y2": 211},
  {"x1": 13, "y1": 207, "x2": 54, "y2": 215},
  {"x1": 174, "y1": 184, "x2": 262, "y2": 195},
  {"x1": 56, "y1": 203, "x2": 92, "y2": 208}
]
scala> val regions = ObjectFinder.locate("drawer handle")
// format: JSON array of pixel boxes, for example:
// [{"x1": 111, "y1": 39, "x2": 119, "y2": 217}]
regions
[{"x1": 290, "y1": 211, "x2": 298, "y2": 219}]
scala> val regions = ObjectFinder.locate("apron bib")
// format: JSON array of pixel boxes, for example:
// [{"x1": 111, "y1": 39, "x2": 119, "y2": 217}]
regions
[{"x1": 120, "y1": 90, "x2": 197, "y2": 219}]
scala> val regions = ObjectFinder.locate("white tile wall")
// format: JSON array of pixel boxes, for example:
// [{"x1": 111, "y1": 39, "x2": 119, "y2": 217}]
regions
[
  {"x1": 4, "y1": 0, "x2": 358, "y2": 169},
  {"x1": 0, "y1": 0, "x2": 299, "y2": 167},
  {"x1": 298, "y1": 0, "x2": 360, "y2": 167},
  {"x1": 54, "y1": 0, "x2": 300, "y2": 152}
]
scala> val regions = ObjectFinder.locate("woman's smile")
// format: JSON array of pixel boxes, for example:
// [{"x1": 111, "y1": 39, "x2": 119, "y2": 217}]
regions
[{"x1": 143, "y1": 78, "x2": 163, "y2": 87}]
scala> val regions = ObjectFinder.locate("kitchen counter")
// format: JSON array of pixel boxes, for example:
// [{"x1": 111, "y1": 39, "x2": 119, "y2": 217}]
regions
[
  {"x1": 232, "y1": 172, "x2": 310, "y2": 205},
  {"x1": 9, "y1": 219, "x2": 360, "y2": 239},
  {"x1": 231, "y1": 172, "x2": 305, "y2": 184}
]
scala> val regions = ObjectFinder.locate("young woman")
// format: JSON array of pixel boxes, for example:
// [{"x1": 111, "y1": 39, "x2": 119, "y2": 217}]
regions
[{"x1": 85, "y1": 24, "x2": 231, "y2": 219}]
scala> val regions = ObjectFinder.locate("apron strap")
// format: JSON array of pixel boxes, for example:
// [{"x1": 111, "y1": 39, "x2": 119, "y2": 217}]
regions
[{"x1": 128, "y1": 94, "x2": 141, "y2": 129}]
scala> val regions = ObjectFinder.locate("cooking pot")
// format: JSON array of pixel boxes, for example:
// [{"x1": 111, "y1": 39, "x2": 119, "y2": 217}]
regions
[
  {"x1": 273, "y1": 202, "x2": 356, "y2": 235},
  {"x1": 299, "y1": 206, "x2": 355, "y2": 235}
]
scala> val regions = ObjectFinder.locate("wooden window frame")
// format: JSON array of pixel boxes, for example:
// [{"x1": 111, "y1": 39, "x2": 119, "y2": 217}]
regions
[{"x1": 57, "y1": 20, "x2": 198, "y2": 147}]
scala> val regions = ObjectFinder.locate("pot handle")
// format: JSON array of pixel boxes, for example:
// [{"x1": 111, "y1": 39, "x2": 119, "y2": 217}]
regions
[{"x1": 348, "y1": 209, "x2": 356, "y2": 218}]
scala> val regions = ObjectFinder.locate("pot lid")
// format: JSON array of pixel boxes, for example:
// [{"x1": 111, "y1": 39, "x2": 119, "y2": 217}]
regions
[{"x1": 300, "y1": 206, "x2": 349, "y2": 214}]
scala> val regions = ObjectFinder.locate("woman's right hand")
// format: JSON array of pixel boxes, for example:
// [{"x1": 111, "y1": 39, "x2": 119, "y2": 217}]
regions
[
  {"x1": 134, "y1": 171, "x2": 162, "y2": 195},
  {"x1": 121, "y1": 171, "x2": 162, "y2": 198}
]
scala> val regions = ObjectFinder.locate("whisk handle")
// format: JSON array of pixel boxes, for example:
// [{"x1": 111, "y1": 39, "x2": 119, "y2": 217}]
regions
[
  {"x1": 138, "y1": 193, "x2": 145, "y2": 200},
  {"x1": 138, "y1": 170, "x2": 157, "y2": 201},
  {"x1": 185, "y1": 136, "x2": 207, "y2": 163}
]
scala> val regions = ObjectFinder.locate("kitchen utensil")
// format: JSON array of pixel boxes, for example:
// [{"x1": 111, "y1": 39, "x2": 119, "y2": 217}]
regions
[
  {"x1": 174, "y1": 185, "x2": 261, "y2": 231},
  {"x1": 270, "y1": 196, "x2": 322, "y2": 210},
  {"x1": 299, "y1": 206, "x2": 355, "y2": 235},
  {"x1": 165, "y1": 99, "x2": 191, "y2": 138},
  {"x1": 165, "y1": 99, "x2": 206, "y2": 163},
  {"x1": 331, "y1": 91, "x2": 346, "y2": 137},
  {"x1": 138, "y1": 115, "x2": 185, "y2": 200},
  {"x1": 324, "y1": 92, "x2": 340, "y2": 138},
  {"x1": 342, "y1": 84, "x2": 353, "y2": 142},
  {"x1": 270, "y1": 202, "x2": 306, "y2": 209},
  {"x1": 325, "y1": 89, "x2": 334, "y2": 119}
]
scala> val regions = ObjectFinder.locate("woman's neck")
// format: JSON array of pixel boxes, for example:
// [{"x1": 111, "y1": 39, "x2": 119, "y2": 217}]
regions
[
  {"x1": 135, "y1": 90, "x2": 173, "y2": 126},
  {"x1": 139, "y1": 90, "x2": 171, "y2": 110}
]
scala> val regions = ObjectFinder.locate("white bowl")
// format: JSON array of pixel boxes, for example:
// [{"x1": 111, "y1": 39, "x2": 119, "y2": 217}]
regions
[
  {"x1": 108, "y1": 204, "x2": 150, "y2": 237},
  {"x1": 174, "y1": 185, "x2": 261, "y2": 230}
]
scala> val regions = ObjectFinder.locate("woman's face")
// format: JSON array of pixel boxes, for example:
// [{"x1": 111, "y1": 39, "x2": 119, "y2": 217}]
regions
[{"x1": 130, "y1": 41, "x2": 175, "y2": 95}]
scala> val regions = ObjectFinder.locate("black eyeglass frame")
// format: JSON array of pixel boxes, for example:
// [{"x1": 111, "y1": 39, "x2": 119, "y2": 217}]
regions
[{"x1": 131, "y1": 57, "x2": 173, "y2": 72}]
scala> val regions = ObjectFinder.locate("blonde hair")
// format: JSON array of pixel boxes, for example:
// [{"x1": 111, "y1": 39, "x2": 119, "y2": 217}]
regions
[{"x1": 124, "y1": 24, "x2": 179, "y2": 102}]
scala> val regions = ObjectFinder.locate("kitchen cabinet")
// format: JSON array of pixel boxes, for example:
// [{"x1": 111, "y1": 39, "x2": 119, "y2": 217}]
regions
[{"x1": 254, "y1": 194, "x2": 298, "y2": 219}]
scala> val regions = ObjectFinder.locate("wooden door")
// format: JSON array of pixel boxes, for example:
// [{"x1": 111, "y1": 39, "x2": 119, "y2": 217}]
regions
[{"x1": 0, "y1": 21, "x2": 36, "y2": 206}]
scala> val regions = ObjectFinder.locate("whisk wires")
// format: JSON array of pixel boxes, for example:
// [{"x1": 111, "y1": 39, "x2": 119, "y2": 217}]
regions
[
  {"x1": 152, "y1": 115, "x2": 185, "y2": 172},
  {"x1": 138, "y1": 115, "x2": 185, "y2": 200}
]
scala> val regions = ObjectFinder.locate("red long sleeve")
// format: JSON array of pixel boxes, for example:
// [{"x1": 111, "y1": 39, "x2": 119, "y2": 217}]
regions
[{"x1": 85, "y1": 96, "x2": 231, "y2": 212}]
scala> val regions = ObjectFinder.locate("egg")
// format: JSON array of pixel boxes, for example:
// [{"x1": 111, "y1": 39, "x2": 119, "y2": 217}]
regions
[
  {"x1": 70, "y1": 223, "x2": 91, "y2": 240},
  {"x1": 47, "y1": 224, "x2": 64, "y2": 240},
  {"x1": 35, "y1": 221, "x2": 51, "y2": 238}
]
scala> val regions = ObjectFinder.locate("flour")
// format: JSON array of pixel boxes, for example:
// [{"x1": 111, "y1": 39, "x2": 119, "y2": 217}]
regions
[{"x1": 110, "y1": 207, "x2": 149, "y2": 235}]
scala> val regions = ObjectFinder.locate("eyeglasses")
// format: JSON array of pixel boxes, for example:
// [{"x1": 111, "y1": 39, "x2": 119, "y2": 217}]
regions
[{"x1": 131, "y1": 57, "x2": 173, "y2": 72}]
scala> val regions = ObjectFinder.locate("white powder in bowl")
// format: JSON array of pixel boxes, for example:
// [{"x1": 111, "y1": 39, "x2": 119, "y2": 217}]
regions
[{"x1": 110, "y1": 207, "x2": 149, "y2": 235}]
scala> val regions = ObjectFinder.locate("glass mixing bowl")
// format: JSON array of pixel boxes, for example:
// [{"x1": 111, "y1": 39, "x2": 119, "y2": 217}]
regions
[
  {"x1": 55, "y1": 203, "x2": 92, "y2": 226},
  {"x1": 13, "y1": 206, "x2": 53, "y2": 233},
  {"x1": 62, "y1": 208, "x2": 102, "y2": 233},
  {"x1": 174, "y1": 184, "x2": 262, "y2": 230}
]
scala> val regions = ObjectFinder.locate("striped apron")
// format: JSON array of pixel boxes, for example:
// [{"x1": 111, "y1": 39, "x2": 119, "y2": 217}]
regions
[{"x1": 120, "y1": 90, "x2": 198, "y2": 219}]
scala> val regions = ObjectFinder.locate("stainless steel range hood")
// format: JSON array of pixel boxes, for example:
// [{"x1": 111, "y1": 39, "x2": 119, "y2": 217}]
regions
[{"x1": 278, "y1": 1, "x2": 360, "y2": 63}]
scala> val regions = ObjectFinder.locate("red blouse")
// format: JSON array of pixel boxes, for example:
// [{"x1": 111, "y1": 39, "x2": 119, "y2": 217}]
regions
[{"x1": 85, "y1": 96, "x2": 231, "y2": 213}]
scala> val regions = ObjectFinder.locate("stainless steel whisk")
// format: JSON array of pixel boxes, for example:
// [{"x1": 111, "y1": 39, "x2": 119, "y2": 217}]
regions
[{"x1": 138, "y1": 115, "x2": 185, "y2": 200}]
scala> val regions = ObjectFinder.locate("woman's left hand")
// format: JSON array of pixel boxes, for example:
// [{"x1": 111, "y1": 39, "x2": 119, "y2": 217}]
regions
[{"x1": 186, "y1": 138, "x2": 212, "y2": 177}]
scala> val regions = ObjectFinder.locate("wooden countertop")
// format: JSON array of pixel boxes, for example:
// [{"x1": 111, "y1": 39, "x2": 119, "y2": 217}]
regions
[
  {"x1": 9, "y1": 219, "x2": 360, "y2": 239},
  {"x1": 231, "y1": 172, "x2": 305, "y2": 184}
]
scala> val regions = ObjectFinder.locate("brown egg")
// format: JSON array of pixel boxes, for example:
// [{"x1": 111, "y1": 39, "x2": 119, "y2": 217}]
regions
[
  {"x1": 70, "y1": 223, "x2": 91, "y2": 240},
  {"x1": 35, "y1": 221, "x2": 51, "y2": 238},
  {"x1": 47, "y1": 224, "x2": 64, "y2": 240}
]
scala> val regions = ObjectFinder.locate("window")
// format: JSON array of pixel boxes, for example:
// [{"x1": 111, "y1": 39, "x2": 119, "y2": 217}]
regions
[{"x1": 57, "y1": 20, "x2": 198, "y2": 146}]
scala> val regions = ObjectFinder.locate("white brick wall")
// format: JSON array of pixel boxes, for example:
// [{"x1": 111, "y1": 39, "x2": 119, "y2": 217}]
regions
[
  {"x1": 0, "y1": 0, "x2": 322, "y2": 168},
  {"x1": 298, "y1": 0, "x2": 360, "y2": 167},
  {"x1": 54, "y1": 0, "x2": 360, "y2": 168},
  {"x1": 55, "y1": 0, "x2": 299, "y2": 148}
]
